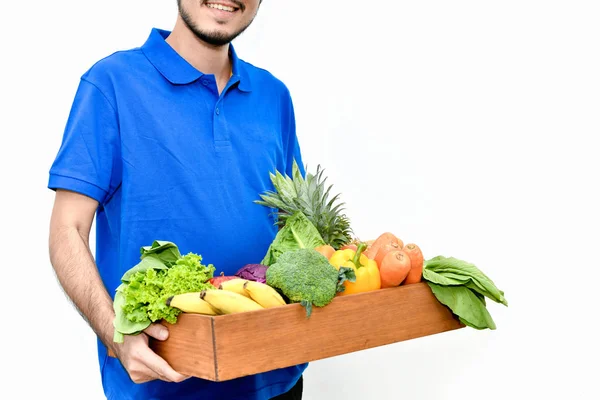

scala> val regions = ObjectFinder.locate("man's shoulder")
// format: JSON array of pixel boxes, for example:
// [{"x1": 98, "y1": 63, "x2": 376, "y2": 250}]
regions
[
  {"x1": 80, "y1": 46, "x2": 147, "y2": 89},
  {"x1": 239, "y1": 59, "x2": 292, "y2": 97}
]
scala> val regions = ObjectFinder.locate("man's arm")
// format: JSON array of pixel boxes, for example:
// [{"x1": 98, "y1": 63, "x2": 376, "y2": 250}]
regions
[
  {"x1": 49, "y1": 189, "x2": 115, "y2": 346},
  {"x1": 48, "y1": 189, "x2": 188, "y2": 383}
]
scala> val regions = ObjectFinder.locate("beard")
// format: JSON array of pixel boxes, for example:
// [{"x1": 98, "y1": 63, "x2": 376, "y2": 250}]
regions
[{"x1": 178, "y1": 0, "x2": 255, "y2": 47}]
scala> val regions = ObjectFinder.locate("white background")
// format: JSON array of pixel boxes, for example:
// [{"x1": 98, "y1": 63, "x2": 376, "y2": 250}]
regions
[{"x1": 1, "y1": 1, "x2": 599, "y2": 399}]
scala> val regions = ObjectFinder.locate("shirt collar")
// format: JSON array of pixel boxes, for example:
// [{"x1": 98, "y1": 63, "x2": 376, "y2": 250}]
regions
[{"x1": 141, "y1": 28, "x2": 252, "y2": 92}]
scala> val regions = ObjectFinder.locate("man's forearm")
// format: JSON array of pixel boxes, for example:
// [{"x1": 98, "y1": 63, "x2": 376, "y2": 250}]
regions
[{"x1": 49, "y1": 225, "x2": 115, "y2": 349}]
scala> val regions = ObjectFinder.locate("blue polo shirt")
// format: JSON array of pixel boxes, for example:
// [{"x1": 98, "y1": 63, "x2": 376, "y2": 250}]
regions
[{"x1": 48, "y1": 28, "x2": 307, "y2": 400}]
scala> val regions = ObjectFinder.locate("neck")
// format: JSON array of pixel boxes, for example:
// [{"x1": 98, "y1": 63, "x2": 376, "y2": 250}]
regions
[{"x1": 166, "y1": 16, "x2": 232, "y2": 83}]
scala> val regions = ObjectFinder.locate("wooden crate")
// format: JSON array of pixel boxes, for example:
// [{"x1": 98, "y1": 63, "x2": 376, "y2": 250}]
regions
[{"x1": 110, "y1": 282, "x2": 464, "y2": 381}]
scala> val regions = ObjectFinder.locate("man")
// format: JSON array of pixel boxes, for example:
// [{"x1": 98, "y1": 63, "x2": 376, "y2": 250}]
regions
[{"x1": 48, "y1": 1, "x2": 306, "y2": 399}]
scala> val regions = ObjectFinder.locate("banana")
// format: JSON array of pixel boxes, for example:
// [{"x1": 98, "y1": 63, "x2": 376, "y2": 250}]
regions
[
  {"x1": 219, "y1": 278, "x2": 252, "y2": 298},
  {"x1": 243, "y1": 280, "x2": 286, "y2": 308},
  {"x1": 166, "y1": 292, "x2": 219, "y2": 315},
  {"x1": 200, "y1": 289, "x2": 264, "y2": 314}
]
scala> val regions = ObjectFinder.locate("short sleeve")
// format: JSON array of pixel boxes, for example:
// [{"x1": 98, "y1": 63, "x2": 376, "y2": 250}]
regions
[
  {"x1": 48, "y1": 78, "x2": 121, "y2": 205},
  {"x1": 282, "y1": 91, "x2": 306, "y2": 178}
]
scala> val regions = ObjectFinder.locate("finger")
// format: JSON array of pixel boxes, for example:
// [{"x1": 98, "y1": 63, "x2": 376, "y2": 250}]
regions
[
  {"x1": 129, "y1": 365, "x2": 163, "y2": 384},
  {"x1": 141, "y1": 347, "x2": 189, "y2": 383},
  {"x1": 133, "y1": 372, "x2": 159, "y2": 384},
  {"x1": 136, "y1": 363, "x2": 174, "y2": 383},
  {"x1": 143, "y1": 323, "x2": 169, "y2": 341}
]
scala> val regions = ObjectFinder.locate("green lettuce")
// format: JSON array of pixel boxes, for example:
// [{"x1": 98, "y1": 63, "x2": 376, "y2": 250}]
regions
[
  {"x1": 113, "y1": 242, "x2": 215, "y2": 343},
  {"x1": 261, "y1": 211, "x2": 326, "y2": 266}
]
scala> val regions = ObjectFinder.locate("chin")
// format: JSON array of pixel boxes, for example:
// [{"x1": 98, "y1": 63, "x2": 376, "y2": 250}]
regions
[
  {"x1": 198, "y1": 14, "x2": 239, "y2": 31},
  {"x1": 180, "y1": 2, "x2": 252, "y2": 46}
]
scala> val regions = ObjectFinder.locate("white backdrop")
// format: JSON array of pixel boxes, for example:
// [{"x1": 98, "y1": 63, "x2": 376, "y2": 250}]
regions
[{"x1": 1, "y1": 1, "x2": 598, "y2": 399}]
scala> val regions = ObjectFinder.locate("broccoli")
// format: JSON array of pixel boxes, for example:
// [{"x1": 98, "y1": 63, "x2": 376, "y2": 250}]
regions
[{"x1": 266, "y1": 248, "x2": 356, "y2": 317}]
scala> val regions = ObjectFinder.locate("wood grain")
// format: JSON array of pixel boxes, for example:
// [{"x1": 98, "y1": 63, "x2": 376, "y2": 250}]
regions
[
  {"x1": 211, "y1": 282, "x2": 463, "y2": 381},
  {"x1": 109, "y1": 282, "x2": 464, "y2": 381}
]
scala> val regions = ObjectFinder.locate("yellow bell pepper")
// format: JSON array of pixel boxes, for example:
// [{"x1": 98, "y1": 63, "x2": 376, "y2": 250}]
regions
[{"x1": 329, "y1": 242, "x2": 381, "y2": 296}]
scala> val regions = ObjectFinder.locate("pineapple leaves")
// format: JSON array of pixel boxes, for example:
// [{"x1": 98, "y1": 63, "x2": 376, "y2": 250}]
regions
[
  {"x1": 254, "y1": 160, "x2": 353, "y2": 250},
  {"x1": 271, "y1": 171, "x2": 296, "y2": 205},
  {"x1": 259, "y1": 197, "x2": 285, "y2": 214},
  {"x1": 292, "y1": 162, "x2": 305, "y2": 197}
]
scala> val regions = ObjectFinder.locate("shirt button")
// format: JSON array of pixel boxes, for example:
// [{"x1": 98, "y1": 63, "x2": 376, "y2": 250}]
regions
[
  {"x1": 201, "y1": 79, "x2": 209, "y2": 85},
  {"x1": 215, "y1": 108, "x2": 220, "y2": 115}
]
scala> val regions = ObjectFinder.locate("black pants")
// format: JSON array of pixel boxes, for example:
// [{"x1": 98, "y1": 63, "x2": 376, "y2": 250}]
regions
[{"x1": 271, "y1": 376, "x2": 303, "y2": 400}]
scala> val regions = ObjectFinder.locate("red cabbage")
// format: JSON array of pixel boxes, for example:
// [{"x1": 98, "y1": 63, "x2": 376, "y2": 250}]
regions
[{"x1": 235, "y1": 264, "x2": 269, "y2": 283}]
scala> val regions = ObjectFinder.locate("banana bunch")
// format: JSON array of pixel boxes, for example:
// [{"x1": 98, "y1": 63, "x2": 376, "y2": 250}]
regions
[
  {"x1": 166, "y1": 292, "x2": 219, "y2": 315},
  {"x1": 166, "y1": 279, "x2": 287, "y2": 316},
  {"x1": 218, "y1": 278, "x2": 286, "y2": 309}
]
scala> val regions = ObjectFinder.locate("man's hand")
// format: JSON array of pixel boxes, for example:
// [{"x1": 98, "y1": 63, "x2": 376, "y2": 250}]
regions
[{"x1": 111, "y1": 323, "x2": 189, "y2": 384}]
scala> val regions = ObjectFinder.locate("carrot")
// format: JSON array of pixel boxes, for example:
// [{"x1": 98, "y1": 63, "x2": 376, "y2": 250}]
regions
[
  {"x1": 363, "y1": 232, "x2": 403, "y2": 259},
  {"x1": 396, "y1": 237, "x2": 404, "y2": 249},
  {"x1": 402, "y1": 243, "x2": 424, "y2": 284},
  {"x1": 374, "y1": 242, "x2": 402, "y2": 268},
  {"x1": 379, "y1": 250, "x2": 412, "y2": 288},
  {"x1": 315, "y1": 244, "x2": 335, "y2": 260}
]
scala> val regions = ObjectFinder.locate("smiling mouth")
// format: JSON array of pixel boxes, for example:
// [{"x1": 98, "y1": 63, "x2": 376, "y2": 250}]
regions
[{"x1": 204, "y1": 2, "x2": 241, "y2": 12}]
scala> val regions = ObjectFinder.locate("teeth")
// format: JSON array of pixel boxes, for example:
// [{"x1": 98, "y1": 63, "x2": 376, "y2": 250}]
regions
[{"x1": 206, "y1": 3, "x2": 235, "y2": 12}]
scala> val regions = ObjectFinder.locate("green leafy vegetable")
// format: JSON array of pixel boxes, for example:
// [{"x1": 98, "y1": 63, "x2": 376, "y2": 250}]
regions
[
  {"x1": 140, "y1": 240, "x2": 182, "y2": 265},
  {"x1": 425, "y1": 256, "x2": 507, "y2": 306},
  {"x1": 422, "y1": 256, "x2": 507, "y2": 330},
  {"x1": 112, "y1": 285, "x2": 151, "y2": 342},
  {"x1": 120, "y1": 255, "x2": 168, "y2": 283},
  {"x1": 119, "y1": 240, "x2": 182, "y2": 283},
  {"x1": 261, "y1": 211, "x2": 326, "y2": 266},
  {"x1": 113, "y1": 243, "x2": 216, "y2": 343},
  {"x1": 426, "y1": 282, "x2": 496, "y2": 330},
  {"x1": 422, "y1": 268, "x2": 469, "y2": 286}
]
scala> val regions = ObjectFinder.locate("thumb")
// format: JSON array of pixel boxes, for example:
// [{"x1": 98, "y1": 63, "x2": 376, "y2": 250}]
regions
[{"x1": 144, "y1": 323, "x2": 169, "y2": 341}]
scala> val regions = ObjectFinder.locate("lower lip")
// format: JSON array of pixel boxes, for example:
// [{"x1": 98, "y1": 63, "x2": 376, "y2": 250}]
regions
[{"x1": 204, "y1": 4, "x2": 239, "y2": 18}]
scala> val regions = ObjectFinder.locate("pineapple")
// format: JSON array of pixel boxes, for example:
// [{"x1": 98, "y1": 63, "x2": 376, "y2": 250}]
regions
[{"x1": 255, "y1": 160, "x2": 353, "y2": 249}]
